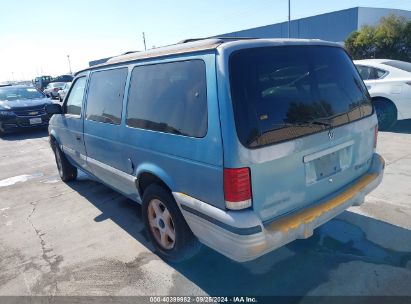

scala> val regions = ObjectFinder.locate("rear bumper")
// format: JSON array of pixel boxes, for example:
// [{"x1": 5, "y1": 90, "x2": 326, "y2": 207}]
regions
[{"x1": 173, "y1": 153, "x2": 385, "y2": 262}]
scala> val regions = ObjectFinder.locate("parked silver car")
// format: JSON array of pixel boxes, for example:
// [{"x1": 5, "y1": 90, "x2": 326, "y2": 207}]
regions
[
  {"x1": 43, "y1": 82, "x2": 66, "y2": 99},
  {"x1": 57, "y1": 82, "x2": 71, "y2": 102}
]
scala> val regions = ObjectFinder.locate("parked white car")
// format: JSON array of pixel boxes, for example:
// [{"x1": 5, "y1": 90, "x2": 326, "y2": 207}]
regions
[
  {"x1": 57, "y1": 82, "x2": 71, "y2": 102},
  {"x1": 43, "y1": 82, "x2": 66, "y2": 99},
  {"x1": 354, "y1": 59, "x2": 411, "y2": 130}
]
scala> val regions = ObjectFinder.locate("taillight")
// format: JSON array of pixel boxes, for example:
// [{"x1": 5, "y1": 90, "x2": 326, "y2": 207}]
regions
[
  {"x1": 374, "y1": 125, "x2": 378, "y2": 149},
  {"x1": 224, "y1": 167, "x2": 252, "y2": 210}
]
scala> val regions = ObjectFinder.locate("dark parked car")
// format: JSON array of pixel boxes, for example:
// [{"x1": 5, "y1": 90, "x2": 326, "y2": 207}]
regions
[
  {"x1": 43, "y1": 82, "x2": 66, "y2": 99},
  {"x1": 52, "y1": 75, "x2": 74, "y2": 83},
  {"x1": 0, "y1": 86, "x2": 52, "y2": 134},
  {"x1": 33, "y1": 75, "x2": 53, "y2": 91}
]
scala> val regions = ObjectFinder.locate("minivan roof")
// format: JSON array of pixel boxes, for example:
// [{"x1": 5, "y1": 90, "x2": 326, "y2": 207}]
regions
[{"x1": 76, "y1": 38, "x2": 342, "y2": 75}]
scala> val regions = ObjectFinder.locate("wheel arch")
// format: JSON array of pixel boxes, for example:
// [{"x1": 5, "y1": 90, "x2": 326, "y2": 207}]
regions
[
  {"x1": 371, "y1": 96, "x2": 398, "y2": 113},
  {"x1": 136, "y1": 164, "x2": 175, "y2": 198},
  {"x1": 372, "y1": 96, "x2": 399, "y2": 130},
  {"x1": 372, "y1": 95, "x2": 396, "y2": 105},
  {"x1": 48, "y1": 130, "x2": 60, "y2": 150}
]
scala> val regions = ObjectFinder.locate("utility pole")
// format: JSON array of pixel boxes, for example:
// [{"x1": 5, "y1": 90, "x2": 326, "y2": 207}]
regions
[
  {"x1": 142, "y1": 32, "x2": 147, "y2": 51},
  {"x1": 67, "y1": 55, "x2": 72, "y2": 75},
  {"x1": 288, "y1": 0, "x2": 291, "y2": 38}
]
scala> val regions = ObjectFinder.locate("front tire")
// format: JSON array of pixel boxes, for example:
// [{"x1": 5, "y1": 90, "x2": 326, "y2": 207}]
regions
[
  {"x1": 51, "y1": 140, "x2": 77, "y2": 182},
  {"x1": 142, "y1": 184, "x2": 201, "y2": 263},
  {"x1": 373, "y1": 98, "x2": 397, "y2": 131}
]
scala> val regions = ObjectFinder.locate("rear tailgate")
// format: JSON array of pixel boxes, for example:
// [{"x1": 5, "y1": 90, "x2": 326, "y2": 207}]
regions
[
  {"x1": 249, "y1": 116, "x2": 376, "y2": 222},
  {"x1": 226, "y1": 43, "x2": 376, "y2": 222}
]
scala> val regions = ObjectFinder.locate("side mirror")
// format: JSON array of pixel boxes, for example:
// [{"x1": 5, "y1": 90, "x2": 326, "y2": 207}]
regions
[{"x1": 46, "y1": 103, "x2": 62, "y2": 115}]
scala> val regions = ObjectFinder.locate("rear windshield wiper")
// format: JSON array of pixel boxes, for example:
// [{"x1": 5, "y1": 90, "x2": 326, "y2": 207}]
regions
[
  {"x1": 302, "y1": 117, "x2": 333, "y2": 127},
  {"x1": 246, "y1": 119, "x2": 333, "y2": 146},
  {"x1": 271, "y1": 118, "x2": 332, "y2": 129},
  {"x1": 269, "y1": 122, "x2": 318, "y2": 128}
]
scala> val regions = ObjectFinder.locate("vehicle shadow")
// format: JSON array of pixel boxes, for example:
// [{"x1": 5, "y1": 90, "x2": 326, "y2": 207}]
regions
[
  {"x1": 66, "y1": 174, "x2": 151, "y2": 251},
  {"x1": 66, "y1": 177, "x2": 411, "y2": 296},
  {"x1": 0, "y1": 128, "x2": 48, "y2": 141},
  {"x1": 173, "y1": 213, "x2": 411, "y2": 296},
  {"x1": 389, "y1": 119, "x2": 411, "y2": 134}
]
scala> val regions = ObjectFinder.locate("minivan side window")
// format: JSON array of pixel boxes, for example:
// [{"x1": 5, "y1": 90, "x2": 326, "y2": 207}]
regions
[
  {"x1": 64, "y1": 77, "x2": 86, "y2": 116},
  {"x1": 86, "y1": 68, "x2": 128, "y2": 125},
  {"x1": 126, "y1": 60, "x2": 207, "y2": 138}
]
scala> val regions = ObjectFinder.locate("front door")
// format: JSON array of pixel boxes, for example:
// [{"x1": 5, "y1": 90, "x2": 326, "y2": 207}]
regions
[{"x1": 59, "y1": 76, "x2": 87, "y2": 168}]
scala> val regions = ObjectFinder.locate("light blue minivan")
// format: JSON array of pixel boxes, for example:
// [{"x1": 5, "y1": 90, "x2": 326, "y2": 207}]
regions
[{"x1": 46, "y1": 38, "x2": 385, "y2": 262}]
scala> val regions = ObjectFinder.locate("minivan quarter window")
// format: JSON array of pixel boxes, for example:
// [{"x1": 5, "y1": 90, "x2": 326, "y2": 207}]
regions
[
  {"x1": 86, "y1": 67, "x2": 128, "y2": 125},
  {"x1": 126, "y1": 60, "x2": 207, "y2": 137},
  {"x1": 64, "y1": 76, "x2": 86, "y2": 116}
]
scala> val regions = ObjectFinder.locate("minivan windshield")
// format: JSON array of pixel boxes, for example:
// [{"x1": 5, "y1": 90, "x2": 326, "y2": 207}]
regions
[{"x1": 229, "y1": 45, "x2": 373, "y2": 148}]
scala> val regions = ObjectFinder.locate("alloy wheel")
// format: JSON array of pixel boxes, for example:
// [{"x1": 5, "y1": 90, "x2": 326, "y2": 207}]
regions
[{"x1": 147, "y1": 198, "x2": 176, "y2": 250}]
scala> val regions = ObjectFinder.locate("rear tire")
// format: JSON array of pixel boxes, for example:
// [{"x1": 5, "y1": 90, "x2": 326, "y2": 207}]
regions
[
  {"x1": 51, "y1": 139, "x2": 77, "y2": 182},
  {"x1": 142, "y1": 184, "x2": 201, "y2": 263},
  {"x1": 373, "y1": 98, "x2": 397, "y2": 131}
]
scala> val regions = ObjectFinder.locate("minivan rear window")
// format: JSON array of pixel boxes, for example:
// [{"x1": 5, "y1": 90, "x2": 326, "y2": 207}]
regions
[{"x1": 229, "y1": 46, "x2": 373, "y2": 148}]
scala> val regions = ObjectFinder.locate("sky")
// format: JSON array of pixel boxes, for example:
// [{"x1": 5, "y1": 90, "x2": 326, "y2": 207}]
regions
[{"x1": 1, "y1": 0, "x2": 410, "y2": 82}]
